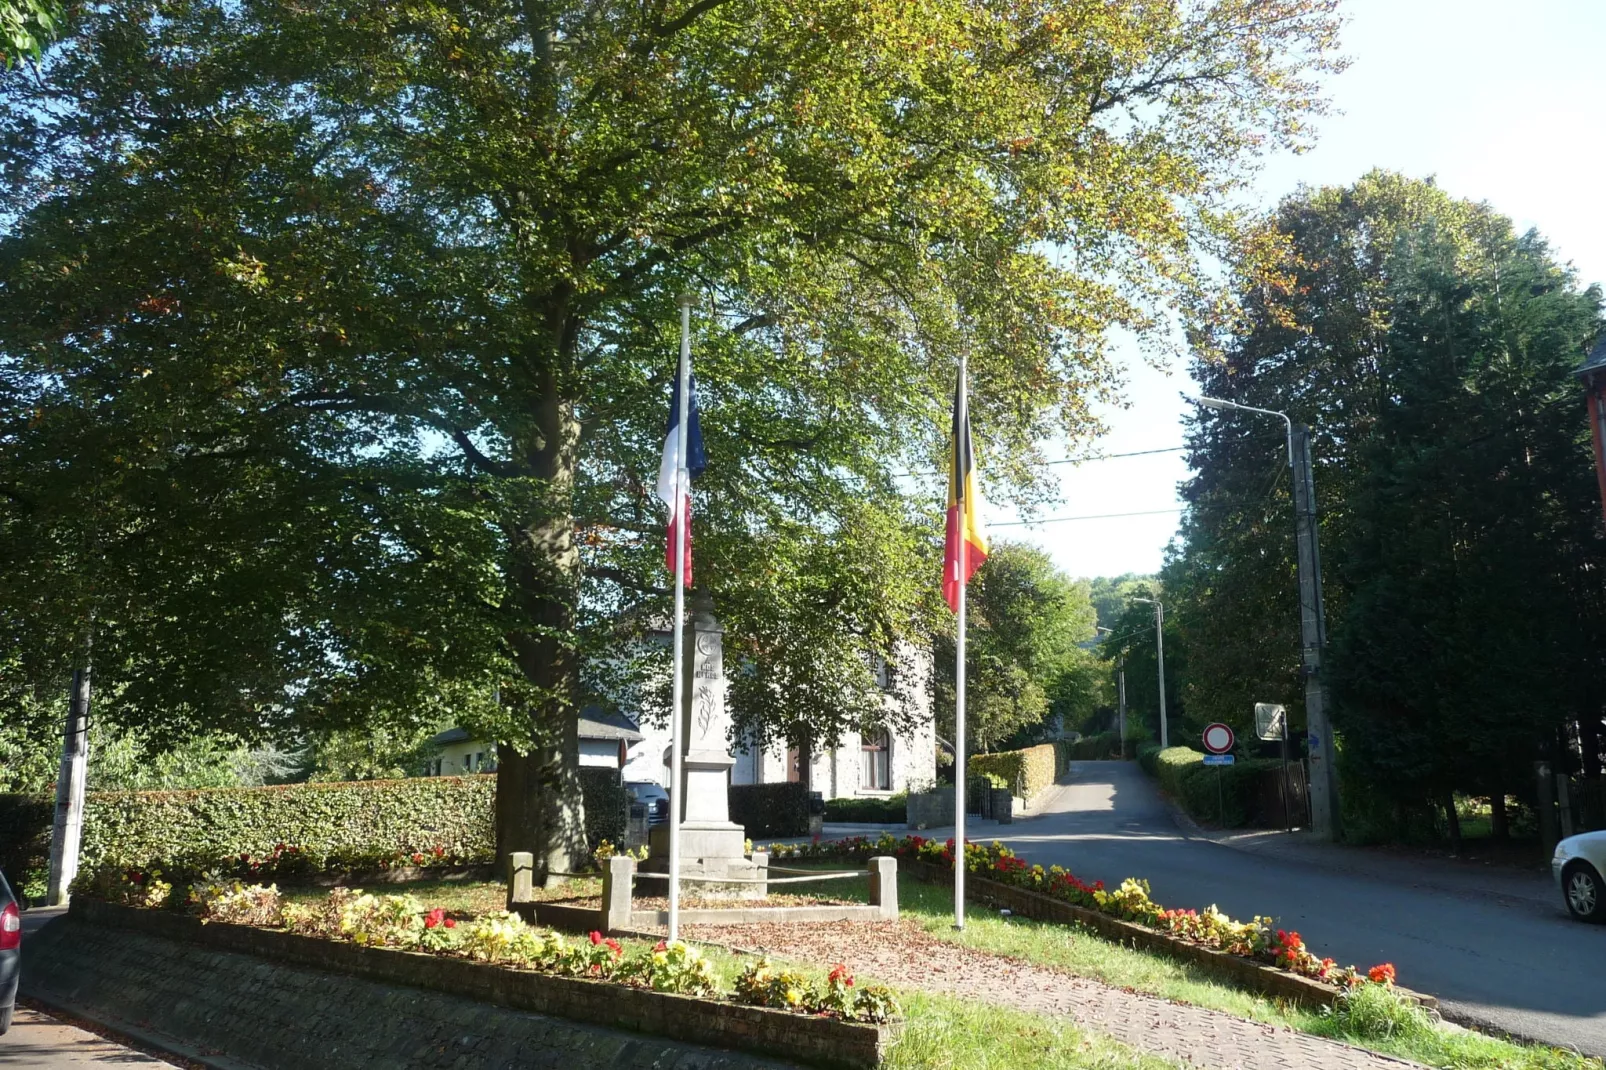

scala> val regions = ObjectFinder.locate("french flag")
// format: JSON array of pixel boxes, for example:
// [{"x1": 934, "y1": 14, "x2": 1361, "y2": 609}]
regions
[{"x1": 655, "y1": 371, "x2": 706, "y2": 586}]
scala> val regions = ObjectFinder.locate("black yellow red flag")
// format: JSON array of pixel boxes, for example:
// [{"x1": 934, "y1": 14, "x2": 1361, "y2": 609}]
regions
[{"x1": 943, "y1": 376, "x2": 989, "y2": 612}]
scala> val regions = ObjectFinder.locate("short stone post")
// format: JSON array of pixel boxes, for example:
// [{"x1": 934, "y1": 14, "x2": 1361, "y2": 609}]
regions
[
  {"x1": 507, "y1": 851, "x2": 535, "y2": 907},
  {"x1": 600, "y1": 855, "x2": 637, "y2": 934},
  {"x1": 992, "y1": 788, "x2": 1014, "y2": 824},
  {"x1": 867, "y1": 856, "x2": 898, "y2": 921}
]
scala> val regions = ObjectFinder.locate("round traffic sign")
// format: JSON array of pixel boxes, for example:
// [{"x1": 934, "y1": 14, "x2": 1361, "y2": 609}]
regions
[{"x1": 1202, "y1": 722, "x2": 1235, "y2": 755}]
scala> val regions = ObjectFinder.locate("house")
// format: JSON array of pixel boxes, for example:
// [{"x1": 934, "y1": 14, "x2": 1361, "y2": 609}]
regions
[{"x1": 423, "y1": 708, "x2": 644, "y2": 776}]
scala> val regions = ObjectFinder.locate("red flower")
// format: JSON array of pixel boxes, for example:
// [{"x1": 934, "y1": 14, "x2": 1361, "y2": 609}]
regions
[
  {"x1": 433, "y1": 845, "x2": 445, "y2": 857},
  {"x1": 443, "y1": 917, "x2": 456, "y2": 929},
  {"x1": 1367, "y1": 963, "x2": 1396, "y2": 985},
  {"x1": 828, "y1": 964, "x2": 854, "y2": 987},
  {"x1": 589, "y1": 931, "x2": 603, "y2": 945},
  {"x1": 605, "y1": 938, "x2": 622, "y2": 955},
  {"x1": 425, "y1": 908, "x2": 446, "y2": 929},
  {"x1": 412, "y1": 852, "x2": 427, "y2": 865},
  {"x1": 653, "y1": 941, "x2": 668, "y2": 952}
]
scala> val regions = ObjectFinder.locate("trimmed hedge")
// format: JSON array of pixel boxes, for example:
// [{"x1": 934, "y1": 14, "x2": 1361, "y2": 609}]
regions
[
  {"x1": 0, "y1": 793, "x2": 53, "y2": 897},
  {"x1": 969, "y1": 743, "x2": 1056, "y2": 801},
  {"x1": 1142, "y1": 745, "x2": 1283, "y2": 828},
  {"x1": 1061, "y1": 732, "x2": 1124, "y2": 762},
  {"x1": 728, "y1": 781, "x2": 810, "y2": 838},
  {"x1": 4, "y1": 770, "x2": 631, "y2": 885},
  {"x1": 577, "y1": 767, "x2": 628, "y2": 850},
  {"x1": 1137, "y1": 743, "x2": 1164, "y2": 776},
  {"x1": 823, "y1": 793, "x2": 907, "y2": 824}
]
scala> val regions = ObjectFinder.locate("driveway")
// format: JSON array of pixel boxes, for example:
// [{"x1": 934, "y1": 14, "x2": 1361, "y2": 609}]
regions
[{"x1": 984, "y1": 761, "x2": 1606, "y2": 1057}]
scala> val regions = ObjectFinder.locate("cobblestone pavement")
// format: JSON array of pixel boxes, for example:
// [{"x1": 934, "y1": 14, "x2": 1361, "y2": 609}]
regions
[{"x1": 685, "y1": 919, "x2": 1424, "y2": 1070}]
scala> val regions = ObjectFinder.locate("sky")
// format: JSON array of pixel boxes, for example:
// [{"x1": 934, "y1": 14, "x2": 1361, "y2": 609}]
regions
[{"x1": 1003, "y1": 0, "x2": 1606, "y2": 582}]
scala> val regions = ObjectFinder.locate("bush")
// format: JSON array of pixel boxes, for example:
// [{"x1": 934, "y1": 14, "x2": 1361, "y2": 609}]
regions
[
  {"x1": 1142, "y1": 746, "x2": 1281, "y2": 828},
  {"x1": 823, "y1": 793, "x2": 907, "y2": 824},
  {"x1": 1061, "y1": 732, "x2": 1122, "y2": 762},
  {"x1": 1136, "y1": 743, "x2": 1164, "y2": 775},
  {"x1": 577, "y1": 767, "x2": 627, "y2": 851},
  {"x1": 969, "y1": 744, "x2": 1056, "y2": 801},
  {"x1": 1152, "y1": 746, "x2": 1203, "y2": 797},
  {"x1": 728, "y1": 782, "x2": 810, "y2": 838},
  {"x1": 0, "y1": 793, "x2": 52, "y2": 899}
]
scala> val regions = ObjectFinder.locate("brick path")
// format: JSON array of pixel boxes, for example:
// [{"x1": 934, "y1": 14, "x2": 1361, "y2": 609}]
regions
[{"x1": 684, "y1": 919, "x2": 1425, "y2": 1070}]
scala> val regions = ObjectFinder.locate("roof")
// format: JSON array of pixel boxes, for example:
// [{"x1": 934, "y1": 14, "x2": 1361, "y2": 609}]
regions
[
  {"x1": 578, "y1": 706, "x2": 644, "y2": 742},
  {"x1": 1578, "y1": 336, "x2": 1606, "y2": 379},
  {"x1": 429, "y1": 706, "x2": 643, "y2": 748}
]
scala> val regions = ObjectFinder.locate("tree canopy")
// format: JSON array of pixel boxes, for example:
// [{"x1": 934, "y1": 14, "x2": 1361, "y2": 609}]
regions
[{"x1": 1, "y1": 0, "x2": 1345, "y2": 868}]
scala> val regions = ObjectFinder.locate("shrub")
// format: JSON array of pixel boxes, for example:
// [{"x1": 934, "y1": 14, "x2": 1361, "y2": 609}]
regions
[
  {"x1": 729, "y1": 782, "x2": 810, "y2": 837},
  {"x1": 0, "y1": 793, "x2": 52, "y2": 899},
  {"x1": 1136, "y1": 743, "x2": 1164, "y2": 775},
  {"x1": 76, "y1": 775, "x2": 497, "y2": 878},
  {"x1": 577, "y1": 767, "x2": 628, "y2": 851},
  {"x1": 1152, "y1": 746, "x2": 1204, "y2": 797},
  {"x1": 1177, "y1": 757, "x2": 1282, "y2": 828},
  {"x1": 969, "y1": 744, "x2": 1056, "y2": 801},
  {"x1": 620, "y1": 939, "x2": 721, "y2": 996},
  {"x1": 824, "y1": 793, "x2": 907, "y2": 824},
  {"x1": 733, "y1": 957, "x2": 901, "y2": 1023},
  {"x1": 1062, "y1": 732, "x2": 1122, "y2": 762},
  {"x1": 189, "y1": 877, "x2": 285, "y2": 926}
]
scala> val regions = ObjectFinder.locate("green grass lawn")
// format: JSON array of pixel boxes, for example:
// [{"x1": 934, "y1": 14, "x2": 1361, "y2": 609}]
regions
[{"x1": 775, "y1": 865, "x2": 1602, "y2": 1070}]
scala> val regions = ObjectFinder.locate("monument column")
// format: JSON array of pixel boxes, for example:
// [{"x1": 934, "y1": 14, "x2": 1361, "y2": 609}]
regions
[{"x1": 643, "y1": 590, "x2": 766, "y2": 897}]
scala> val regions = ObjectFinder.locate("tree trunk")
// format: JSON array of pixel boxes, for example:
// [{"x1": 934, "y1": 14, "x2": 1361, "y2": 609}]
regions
[
  {"x1": 1443, "y1": 789, "x2": 1462, "y2": 855},
  {"x1": 1489, "y1": 789, "x2": 1508, "y2": 840},
  {"x1": 494, "y1": 373, "x2": 587, "y2": 887}
]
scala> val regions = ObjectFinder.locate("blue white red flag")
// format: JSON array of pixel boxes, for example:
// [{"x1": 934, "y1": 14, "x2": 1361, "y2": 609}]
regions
[{"x1": 656, "y1": 372, "x2": 706, "y2": 585}]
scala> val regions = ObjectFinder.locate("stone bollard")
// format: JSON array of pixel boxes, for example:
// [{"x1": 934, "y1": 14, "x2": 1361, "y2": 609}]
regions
[
  {"x1": 992, "y1": 788, "x2": 1014, "y2": 824},
  {"x1": 507, "y1": 851, "x2": 535, "y2": 907},
  {"x1": 867, "y1": 856, "x2": 898, "y2": 921},
  {"x1": 600, "y1": 855, "x2": 637, "y2": 935}
]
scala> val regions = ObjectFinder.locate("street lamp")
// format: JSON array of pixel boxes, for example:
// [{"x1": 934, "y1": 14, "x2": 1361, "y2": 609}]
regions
[
  {"x1": 1187, "y1": 394, "x2": 1340, "y2": 840},
  {"x1": 1130, "y1": 598, "x2": 1167, "y2": 749},
  {"x1": 1096, "y1": 626, "x2": 1127, "y2": 752}
]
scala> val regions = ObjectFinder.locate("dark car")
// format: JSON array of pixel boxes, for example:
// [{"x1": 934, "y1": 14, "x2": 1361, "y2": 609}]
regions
[
  {"x1": 626, "y1": 781, "x2": 670, "y2": 826},
  {"x1": 0, "y1": 868, "x2": 19, "y2": 1035}
]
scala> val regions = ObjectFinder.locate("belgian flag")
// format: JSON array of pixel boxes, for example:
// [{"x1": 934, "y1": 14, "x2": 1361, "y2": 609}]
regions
[{"x1": 942, "y1": 373, "x2": 989, "y2": 612}]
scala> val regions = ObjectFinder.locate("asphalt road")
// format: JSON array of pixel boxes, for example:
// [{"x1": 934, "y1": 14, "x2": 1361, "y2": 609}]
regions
[
  {"x1": 985, "y1": 761, "x2": 1606, "y2": 1057},
  {"x1": 0, "y1": 1005, "x2": 174, "y2": 1068}
]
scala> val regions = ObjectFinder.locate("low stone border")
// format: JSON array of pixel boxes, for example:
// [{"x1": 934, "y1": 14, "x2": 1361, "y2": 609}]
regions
[
  {"x1": 532, "y1": 900, "x2": 893, "y2": 933},
  {"x1": 68, "y1": 898, "x2": 897, "y2": 1069},
  {"x1": 902, "y1": 861, "x2": 1439, "y2": 1012}
]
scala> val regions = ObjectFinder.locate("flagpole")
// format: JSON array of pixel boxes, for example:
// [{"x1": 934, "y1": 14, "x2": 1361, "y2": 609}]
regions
[
  {"x1": 668, "y1": 294, "x2": 693, "y2": 943},
  {"x1": 954, "y1": 354, "x2": 968, "y2": 931}
]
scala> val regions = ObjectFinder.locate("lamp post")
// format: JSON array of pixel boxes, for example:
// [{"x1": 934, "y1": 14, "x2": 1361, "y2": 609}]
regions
[
  {"x1": 1188, "y1": 394, "x2": 1339, "y2": 839},
  {"x1": 1130, "y1": 598, "x2": 1167, "y2": 750}
]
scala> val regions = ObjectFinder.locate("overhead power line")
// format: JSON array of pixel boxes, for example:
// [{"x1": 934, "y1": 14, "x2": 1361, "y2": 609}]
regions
[{"x1": 992, "y1": 507, "x2": 1184, "y2": 528}]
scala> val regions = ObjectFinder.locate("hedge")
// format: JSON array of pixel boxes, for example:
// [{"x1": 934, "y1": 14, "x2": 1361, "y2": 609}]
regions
[
  {"x1": 728, "y1": 782, "x2": 810, "y2": 838},
  {"x1": 0, "y1": 793, "x2": 53, "y2": 897},
  {"x1": 1137, "y1": 743, "x2": 1164, "y2": 776},
  {"x1": 969, "y1": 743, "x2": 1056, "y2": 801},
  {"x1": 2, "y1": 770, "x2": 630, "y2": 886},
  {"x1": 823, "y1": 793, "x2": 907, "y2": 824},
  {"x1": 1141, "y1": 745, "x2": 1283, "y2": 829}
]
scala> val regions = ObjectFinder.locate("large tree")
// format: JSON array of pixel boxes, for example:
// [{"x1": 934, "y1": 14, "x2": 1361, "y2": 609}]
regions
[{"x1": 0, "y1": 0, "x2": 1344, "y2": 874}]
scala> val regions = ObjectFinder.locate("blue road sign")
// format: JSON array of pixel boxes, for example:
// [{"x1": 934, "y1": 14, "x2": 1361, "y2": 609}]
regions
[{"x1": 1201, "y1": 754, "x2": 1235, "y2": 766}]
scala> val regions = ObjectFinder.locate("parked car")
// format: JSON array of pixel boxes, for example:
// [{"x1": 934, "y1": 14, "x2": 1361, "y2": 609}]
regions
[
  {"x1": 626, "y1": 781, "x2": 670, "y2": 826},
  {"x1": 1553, "y1": 830, "x2": 1606, "y2": 922},
  {"x1": 0, "y1": 868, "x2": 19, "y2": 1034}
]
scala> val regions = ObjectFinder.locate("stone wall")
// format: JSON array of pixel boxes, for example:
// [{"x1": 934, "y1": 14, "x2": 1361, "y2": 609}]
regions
[
  {"x1": 23, "y1": 917, "x2": 798, "y2": 1070},
  {"x1": 36, "y1": 900, "x2": 897, "y2": 1069},
  {"x1": 904, "y1": 791, "x2": 954, "y2": 830}
]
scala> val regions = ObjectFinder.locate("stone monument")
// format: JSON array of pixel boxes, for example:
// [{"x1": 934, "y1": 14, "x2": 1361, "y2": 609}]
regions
[{"x1": 641, "y1": 591, "x2": 768, "y2": 899}]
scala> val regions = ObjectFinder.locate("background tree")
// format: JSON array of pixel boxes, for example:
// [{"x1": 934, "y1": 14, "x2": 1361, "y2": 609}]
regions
[
  {"x1": 1, "y1": 0, "x2": 57, "y2": 64},
  {"x1": 936, "y1": 542, "x2": 1097, "y2": 751},
  {"x1": 0, "y1": 0, "x2": 1345, "y2": 874}
]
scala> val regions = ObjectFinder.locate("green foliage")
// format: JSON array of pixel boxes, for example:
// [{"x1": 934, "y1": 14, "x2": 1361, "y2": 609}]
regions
[
  {"x1": 1098, "y1": 584, "x2": 1185, "y2": 744},
  {"x1": 1152, "y1": 747, "x2": 1206, "y2": 798},
  {"x1": 1164, "y1": 171, "x2": 1606, "y2": 837},
  {"x1": 0, "y1": 0, "x2": 56, "y2": 64},
  {"x1": 74, "y1": 775, "x2": 496, "y2": 875},
  {"x1": 1136, "y1": 744, "x2": 1165, "y2": 776},
  {"x1": 970, "y1": 743, "x2": 1057, "y2": 801},
  {"x1": 823, "y1": 793, "x2": 907, "y2": 825},
  {"x1": 0, "y1": 0, "x2": 1346, "y2": 868},
  {"x1": 938, "y1": 544, "x2": 1101, "y2": 750},
  {"x1": 1062, "y1": 732, "x2": 1125, "y2": 761},
  {"x1": 0, "y1": 792, "x2": 51, "y2": 897},
  {"x1": 1142, "y1": 746, "x2": 1282, "y2": 828},
  {"x1": 728, "y1": 782, "x2": 811, "y2": 838},
  {"x1": 576, "y1": 767, "x2": 627, "y2": 852}
]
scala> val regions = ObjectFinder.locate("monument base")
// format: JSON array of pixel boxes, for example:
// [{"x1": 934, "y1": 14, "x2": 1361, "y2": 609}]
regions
[{"x1": 642, "y1": 822, "x2": 766, "y2": 900}]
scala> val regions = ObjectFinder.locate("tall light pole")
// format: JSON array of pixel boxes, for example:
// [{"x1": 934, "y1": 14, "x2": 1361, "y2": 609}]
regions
[
  {"x1": 1190, "y1": 394, "x2": 1339, "y2": 840},
  {"x1": 1130, "y1": 597, "x2": 1167, "y2": 749},
  {"x1": 1096, "y1": 626, "x2": 1127, "y2": 750}
]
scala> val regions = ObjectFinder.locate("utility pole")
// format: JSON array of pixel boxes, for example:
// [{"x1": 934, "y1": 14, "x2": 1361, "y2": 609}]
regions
[
  {"x1": 47, "y1": 661, "x2": 92, "y2": 905},
  {"x1": 1132, "y1": 597, "x2": 1167, "y2": 749},
  {"x1": 1116, "y1": 656, "x2": 1127, "y2": 752},
  {"x1": 1291, "y1": 425, "x2": 1339, "y2": 840},
  {"x1": 1191, "y1": 396, "x2": 1341, "y2": 840}
]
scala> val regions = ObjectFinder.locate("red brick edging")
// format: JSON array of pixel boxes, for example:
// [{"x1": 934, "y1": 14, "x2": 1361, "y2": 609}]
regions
[{"x1": 68, "y1": 898, "x2": 897, "y2": 1069}]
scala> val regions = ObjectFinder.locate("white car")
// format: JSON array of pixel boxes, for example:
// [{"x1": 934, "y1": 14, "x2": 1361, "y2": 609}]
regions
[{"x1": 1553, "y1": 831, "x2": 1606, "y2": 922}]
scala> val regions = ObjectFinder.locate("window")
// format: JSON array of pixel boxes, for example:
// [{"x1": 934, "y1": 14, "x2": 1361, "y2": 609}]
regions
[
  {"x1": 472, "y1": 751, "x2": 485, "y2": 772},
  {"x1": 861, "y1": 730, "x2": 892, "y2": 791}
]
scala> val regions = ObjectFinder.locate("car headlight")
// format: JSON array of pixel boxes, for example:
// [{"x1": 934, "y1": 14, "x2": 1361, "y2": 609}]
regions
[{"x1": 1554, "y1": 841, "x2": 1574, "y2": 860}]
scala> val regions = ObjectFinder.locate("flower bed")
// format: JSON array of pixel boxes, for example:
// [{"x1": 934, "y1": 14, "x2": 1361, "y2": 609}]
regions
[
  {"x1": 68, "y1": 870, "x2": 901, "y2": 1067},
  {"x1": 771, "y1": 833, "x2": 1406, "y2": 996}
]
